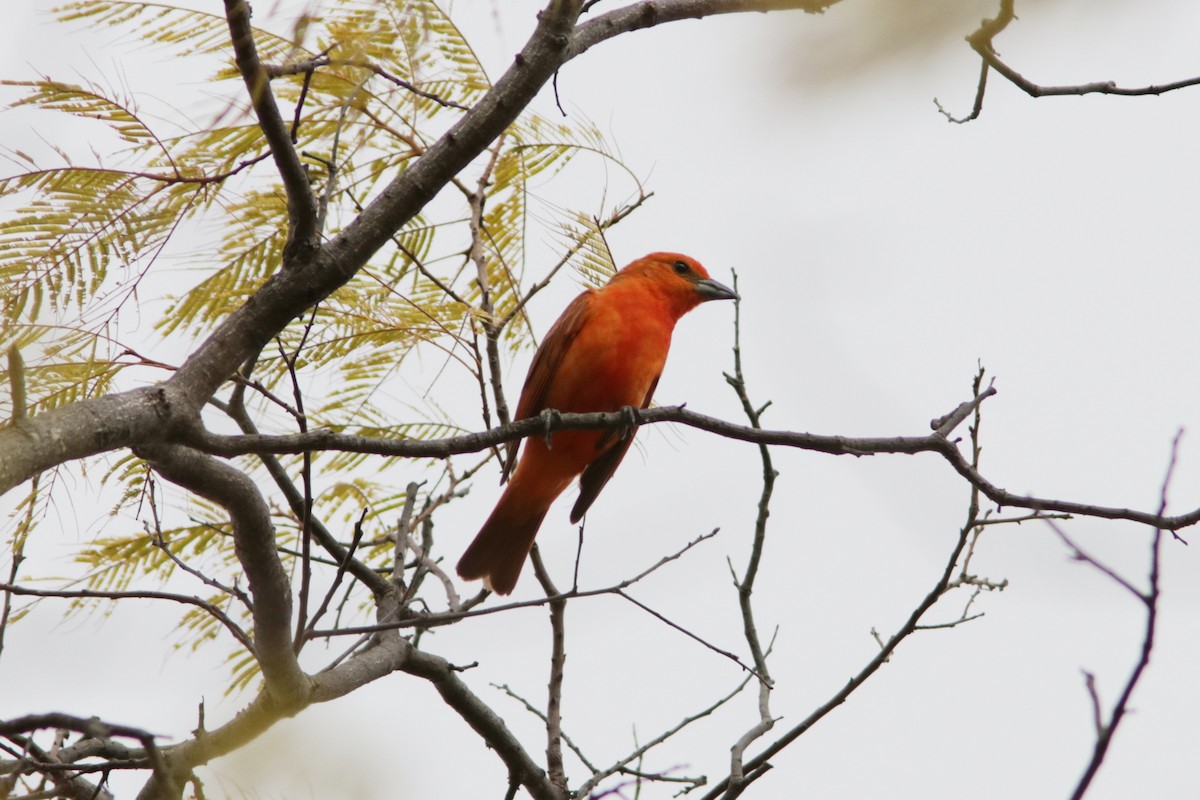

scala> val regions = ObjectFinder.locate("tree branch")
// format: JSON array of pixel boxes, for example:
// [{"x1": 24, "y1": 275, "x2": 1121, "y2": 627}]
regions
[
  {"x1": 221, "y1": 0, "x2": 319, "y2": 255},
  {"x1": 0, "y1": 0, "x2": 847, "y2": 498},
  {"x1": 722, "y1": 272, "x2": 777, "y2": 792},
  {"x1": 135, "y1": 445, "x2": 309, "y2": 705},
  {"x1": 0, "y1": 583, "x2": 254, "y2": 654},
  {"x1": 568, "y1": 0, "x2": 837, "y2": 61},
  {"x1": 938, "y1": 0, "x2": 1200, "y2": 123},
  {"x1": 1064, "y1": 431, "x2": 1179, "y2": 799},
  {"x1": 187, "y1": 401, "x2": 1200, "y2": 533},
  {"x1": 222, "y1": 376, "x2": 393, "y2": 597},
  {"x1": 699, "y1": 417, "x2": 989, "y2": 799},
  {"x1": 401, "y1": 648, "x2": 563, "y2": 800}
]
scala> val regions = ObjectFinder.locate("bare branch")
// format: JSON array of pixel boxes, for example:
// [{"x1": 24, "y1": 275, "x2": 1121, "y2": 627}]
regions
[
  {"x1": 393, "y1": 482, "x2": 422, "y2": 590},
  {"x1": 221, "y1": 0, "x2": 319, "y2": 255},
  {"x1": 223, "y1": 379, "x2": 392, "y2": 597},
  {"x1": 189, "y1": 402, "x2": 1200, "y2": 534},
  {"x1": 721, "y1": 271, "x2": 777, "y2": 788},
  {"x1": 1065, "y1": 430, "x2": 1179, "y2": 800},
  {"x1": 265, "y1": 54, "x2": 469, "y2": 111},
  {"x1": 492, "y1": 683, "x2": 599, "y2": 775},
  {"x1": 401, "y1": 648, "x2": 564, "y2": 800},
  {"x1": 145, "y1": 477, "x2": 252, "y2": 611},
  {"x1": 302, "y1": 509, "x2": 368, "y2": 642},
  {"x1": 1, "y1": 732, "x2": 115, "y2": 800},
  {"x1": 308, "y1": 528, "x2": 721, "y2": 638},
  {"x1": 0, "y1": 583, "x2": 254, "y2": 655},
  {"x1": 568, "y1": 0, "x2": 837, "y2": 61},
  {"x1": 616, "y1": 590, "x2": 767, "y2": 683},
  {"x1": 470, "y1": 137, "x2": 515, "y2": 429},
  {"x1": 1, "y1": 714, "x2": 171, "y2": 798},
  {"x1": 136, "y1": 444, "x2": 309, "y2": 704},
  {"x1": 939, "y1": 0, "x2": 1200, "y2": 122},
  {"x1": 699, "y1": 370, "x2": 993, "y2": 800},
  {"x1": 574, "y1": 674, "x2": 751, "y2": 797},
  {"x1": 0, "y1": 473, "x2": 34, "y2": 660},
  {"x1": 529, "y1": 550, "x2": 569, "y2": 792},
  {"x1": 1047, "y1": 520, "x2": 1143, "y2": 600}
]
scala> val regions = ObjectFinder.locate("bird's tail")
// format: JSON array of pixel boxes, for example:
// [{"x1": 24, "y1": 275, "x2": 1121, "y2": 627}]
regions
[{"x1": 456, "y1": 482, "x2": 551, "y2": 595}]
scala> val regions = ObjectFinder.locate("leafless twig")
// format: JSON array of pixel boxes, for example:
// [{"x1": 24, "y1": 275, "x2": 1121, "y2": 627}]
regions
[
  {"x1": 308, "y1": 529, "x2": 721, "y2": 638},
  {"x1": 721, "y1": 271, "x2": 778, "y2": 792},
  {"x1": 0, "y1": 583, "x2": 254, "y2": 654},
  {"x1": 699, "y1": 367, "x2": 995, "y2": 799},
  {"x1": 529, "y1": 548, "x2": 569, "y2": 791},
  {"x1": 1062, "y1": 430, "x2": 1180, "y2": 800},
  {"x1": 936, "y1": 0, "x2": 1200, "y2": 123}
]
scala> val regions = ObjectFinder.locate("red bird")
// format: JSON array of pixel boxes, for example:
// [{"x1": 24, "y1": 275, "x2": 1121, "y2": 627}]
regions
[{"x1": 456, "y1": 252, "x2": 737, "y2": 594}]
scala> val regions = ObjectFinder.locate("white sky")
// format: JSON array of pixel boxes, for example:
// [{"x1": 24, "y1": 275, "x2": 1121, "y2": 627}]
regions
[{"x1": 2, "y1": 1, "x2": 1199, "y2": 798}]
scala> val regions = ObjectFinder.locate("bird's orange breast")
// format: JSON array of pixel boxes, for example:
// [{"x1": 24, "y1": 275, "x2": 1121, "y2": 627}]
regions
[{"x1": 510, "y1": 288, "x2": 674, "y2": 484}]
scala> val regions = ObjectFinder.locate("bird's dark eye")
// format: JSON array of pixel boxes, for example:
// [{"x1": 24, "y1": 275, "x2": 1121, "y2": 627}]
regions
[{"x1": 672, "y1": 260, "x2": 691, "y2": 275}]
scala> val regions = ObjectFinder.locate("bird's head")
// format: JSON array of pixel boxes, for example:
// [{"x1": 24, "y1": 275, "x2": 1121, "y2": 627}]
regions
[{"x1": 612, "y1": 252, "x2": 738, "y2": 315}]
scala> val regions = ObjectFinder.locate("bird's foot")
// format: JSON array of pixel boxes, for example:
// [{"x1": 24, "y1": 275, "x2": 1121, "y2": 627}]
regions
[
  {"x1": 539, "y1": 407, "x2": 562, "y2": 449},
  {"x1": 617, "y1": 405, "x2": 642, "y2": 439}
]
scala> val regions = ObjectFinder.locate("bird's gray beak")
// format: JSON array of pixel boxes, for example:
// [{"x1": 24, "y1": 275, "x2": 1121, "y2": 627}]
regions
[{"x1": 695, "y1": 277, "x2": 738, "y2": 302}]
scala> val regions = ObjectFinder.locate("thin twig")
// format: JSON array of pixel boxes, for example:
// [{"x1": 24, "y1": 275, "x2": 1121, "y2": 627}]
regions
[
  {"x1": 264, "y1": 54, "x2": 469, "y2": 111},
  {"x1": 0, "y1": 583, "x2": 255, "y2": 654},
  {"x1": 721, "y1": 270, "x2": 777, "y2": 789},
  {"x1": 937, "y1": 0, "x2": 1200, "y2": 123},
  {"x1": 145, "y1": 474, "x2": 251, "y2": 609},
  {"x1": 303, "y1": 508, "x2": 368, "y2": 642},
  {"x1": 281, "y1": 311, "x2": 318, "y2": 655},
  {"x1": 0, "y1": 473, "x2": 35, "y2": 660},
  {"x1": 699, "y1": 368, "x2": 993, "y2": 800},
  {"x1": 1065, "y1": 430, "x2": 1180, "y2": 800},
  {"x1": 573, "y1": 674, "x2": 750, "y2": 797},
  {"x1": 616, "y1": 590, "x2": 767, "y2": 684},
  {"x1": 493, "y1": 683, "x2": 599, "y2": 774},
  {"x1": 223, "y1": 370, "x2": 392, "y2": 597},
  {"x1": 308, "y1": 529, "x2": 721, "y2": 638}
]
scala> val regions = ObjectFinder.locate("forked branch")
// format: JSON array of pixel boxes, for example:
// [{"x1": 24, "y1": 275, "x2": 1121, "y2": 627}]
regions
[{"x1": 938, "y1": 0, "x2": 1200, "y2": 123}]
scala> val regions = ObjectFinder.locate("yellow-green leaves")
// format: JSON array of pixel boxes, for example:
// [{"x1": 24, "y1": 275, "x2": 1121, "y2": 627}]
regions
[{"x1": 1, "y1": 0, "x2": 647, "y2": 693}]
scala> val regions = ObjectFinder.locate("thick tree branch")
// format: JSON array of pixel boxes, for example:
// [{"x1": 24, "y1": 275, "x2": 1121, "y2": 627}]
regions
[
  {"x1": 222, "y1": 377, "x2": 393, "y2": 598},
  {"x1": 0, "y1": 386, "x2": 173, "y2": 494},
  {"x1": 136, "y1": 444, "x2": 309, "y2": 705},
  {"x1": 401, "y1": 648, "x2": 563, "y2": 800},
  {"x1": 324, "y1": 0, "x2": 583, "y2": 275},
  {"x1": 0, "y1": 0, "x2": 844, "y2": 497}
]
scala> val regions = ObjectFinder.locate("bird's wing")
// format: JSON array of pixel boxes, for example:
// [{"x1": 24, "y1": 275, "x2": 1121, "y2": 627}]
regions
[
  {"x1": 568, "y1": 373, "x2": 660, "y2": 524},
  {"x1": 502, "y1": 289, "x2": 595, "y2": 479}
]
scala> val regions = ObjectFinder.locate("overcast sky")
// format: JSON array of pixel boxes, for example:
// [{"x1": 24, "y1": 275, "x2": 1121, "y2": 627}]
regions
[{"x1": 2, "y1": 1, "x2": 1199, "y2": 798}]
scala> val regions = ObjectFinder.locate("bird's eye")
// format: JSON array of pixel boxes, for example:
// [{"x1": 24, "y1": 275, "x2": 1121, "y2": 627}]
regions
[{"x1": 672, "y1": 260, "x2": 691, "y2": 275}]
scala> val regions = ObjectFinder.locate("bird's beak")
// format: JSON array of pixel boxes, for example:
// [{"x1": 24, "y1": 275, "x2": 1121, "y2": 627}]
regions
[{"x1": 695, "y1": 277, "x2": 738, "y2": 302}]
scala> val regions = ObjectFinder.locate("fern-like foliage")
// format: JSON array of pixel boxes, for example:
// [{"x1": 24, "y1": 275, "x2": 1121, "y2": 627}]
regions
[{"x1": 0, "y1": 0, "x2": 648, "y2": 688}]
